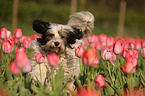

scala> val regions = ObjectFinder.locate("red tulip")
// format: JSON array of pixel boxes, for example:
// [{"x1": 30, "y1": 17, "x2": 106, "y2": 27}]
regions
[
  {"x1": 2, "y1": 40, "x2": 13, "y2": 53},
  {"x1": 74, "y1": 87, "x2": 101, "y2": 96},
  {"x1": 0, "y1": 28, "x2": 7, "y2": 39},
  {"x1": 95, "y1": 75, "x2": 108, "y2": 88},
  {"x1": 19, "y1": 35, "x2": 26, "y2": 43},
  {"x1": 81, "y1": 48, "x2": 99, "y2": 66},
  {"x1": 15, "y1": 47, "x2": 31, "y2": 69},
  {"x1": 34, "y1": 53, "x2": 45, "y2": 63},
  {"x1": 9, "y1": 61, "x2": 20, "y2": 75},
  {"x1": 88, "y1": 34, "x2": 99, "y2": 43},
  {"x1": 99, "y1": 34, "x2": 107, "y2": 42},
  {"x1": 47, "y1": 53, "x2": 60, "y2": 66},
  {"x1": 106, "y1": 36, "x2": 114, "y2": 46},
  {"x1": 75, "y1": 45, "x2": 84, "y2": 57},
  {"x1": 142, "y1": 38, "x2": 145, "y2": 48},
  {"x1": 141, "y1": 48, "x2": 145, "y2": 59},
  {"x1": 113, "y1": 40, "x2": 123, "y2": 54},
  {"x1": 6, "y1": 31, "x2": 12, "y2": 39},
  {"x1": 120, "y1": 61, "x2": 138, "y2": 74},
  {"x1": 14, "y1": 28, "x2": 22, "y2": 38},
  {"x1": 23, "y1": 38, "x2": 31, "y2": 48}
]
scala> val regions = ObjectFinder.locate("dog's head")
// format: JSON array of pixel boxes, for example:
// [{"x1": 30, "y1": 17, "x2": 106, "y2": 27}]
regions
[{"x1": 33, "y1": 20, "x2": 75, "y2": 54}]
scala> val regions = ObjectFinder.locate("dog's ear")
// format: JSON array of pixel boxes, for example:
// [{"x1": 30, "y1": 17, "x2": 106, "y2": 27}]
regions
[{"x1": 33, "y1": 20, "x2": 50, "y2": 34}]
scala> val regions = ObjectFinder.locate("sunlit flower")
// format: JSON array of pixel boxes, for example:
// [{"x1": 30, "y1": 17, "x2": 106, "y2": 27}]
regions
[
  {"x1": 9, "y1": 61, "x2": 20, "y2": 75},
  {"x1": 47, "y1": 53, "x2": 60, "y2": 66},
  {"x1": 34, "y1": 53, "x2": 45, "y2": 63},
  {"x1": 141, "y1": 48, "x2": 145, "y2": 59},
  {"x1": 15, "y1": 47, "x2": 31, "y2": 69},
  {"x1": 120, "y1": 61, "x2": 138, "y2": 74},
  {"x1": 14, "y1": 28, "x2": 22, "y2": 38},
  {"x1": 101, "y1": 48, "x2": 113, "y2": 61},
  {"x1": 99, "y1": 34, "x2": 107, "y2": 42},
  {"x1": 95, "y1": 75, "x2": 108, "y2": 88},
  {"x1": 75, "y1": 45, "x2": 84, "y2": 57},
  {"x1": 113, "y1": 40, "x2": 123, "y2": 54},
  {"x1": 82, "y1": 48, "x2": 99, "y2": 66},
  {"x1": 23, "y1": 38, "x2": 31, "y2": 48},
  {"x1": 0, "y1": 28, "x2": 7, "y2": 39},
  {"x1": 2, "y1": 40, "x2": 13, "y2": 53}
]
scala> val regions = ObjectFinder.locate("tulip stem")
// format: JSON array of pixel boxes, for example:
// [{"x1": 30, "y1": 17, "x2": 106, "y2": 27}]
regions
[
  {"x1": 117, "y1": 55, "x2": 123, "y2": 90},
  {"x1": 79, "y1": 58, "x2": 82, "y2": 75},
  {"x1": 107, "y1": 61, "x2": 114, "y2": 85},
  {"x1": 87, "y1": 66, "x2": 91, "y2": 86},
  {"x1": 5, "y1": 54, "x2": 13, "y2": 80},
  {"x1": 39, "y1": 63, "x2": 42, "y2": 85}
]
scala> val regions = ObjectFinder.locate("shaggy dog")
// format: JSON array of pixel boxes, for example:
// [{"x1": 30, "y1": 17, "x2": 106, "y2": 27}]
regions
[{"x1": 29, "y1": 11, "x2": 94, "y2": 90}]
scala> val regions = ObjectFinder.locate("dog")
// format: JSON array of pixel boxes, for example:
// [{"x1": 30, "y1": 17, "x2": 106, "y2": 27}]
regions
[{"x1": 29, "y1": 11, "x2": 94, "y2": 91}]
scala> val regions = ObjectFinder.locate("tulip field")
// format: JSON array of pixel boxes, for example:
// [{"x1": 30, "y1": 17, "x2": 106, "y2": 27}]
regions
[{"x1": 0, "y1": 27, "x2": 145, "y2": 96}]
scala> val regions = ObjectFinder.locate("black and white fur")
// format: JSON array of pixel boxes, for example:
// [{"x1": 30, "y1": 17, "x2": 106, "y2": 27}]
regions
[{"x1": 29, "y1": 11, "x2": 94, "y2": 90}]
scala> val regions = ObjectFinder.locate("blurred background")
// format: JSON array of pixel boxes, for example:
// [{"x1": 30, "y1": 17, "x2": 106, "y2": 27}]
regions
[{"x1": 0, "y1": 0, "x2": 145, "y2": 38}]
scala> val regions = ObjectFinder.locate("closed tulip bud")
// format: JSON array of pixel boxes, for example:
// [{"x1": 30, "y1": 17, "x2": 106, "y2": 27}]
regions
[
  {"x1": 23, "y1": 38, "x2": 31, "y2": 48},
  {"x1": 19, "y1": 35, "x2": 26, "y2": 43},
  {"x1": 34, "y1": 53, "x2": 45, "y2": 63},
  {"x1": 75, "y1": 45, "x2": 84, "y2": 57},
  {"x1": 141, "y1": 48, "x2": 145, "y2": 59},
  {"x1": 15, "y1": 47, "x2": 30, "y2": 68},
  {"x1": 0, "y1": 28, "x2": 7, "y2": 39},
  {"x1": 81, "y1": 48, "x2": 99, "y2": 66},
  {"x1": 95, "y1": 75, "x2": 108, "y2": 88},
  {"x1": 113, "y1": 40, "x2": 123, "y2": 54},
  {"x1": 14, "y1": 28, "x2": 22, "y2": 38},
  {"x1": 2, "y1": 40, "x2": 13, "y2": 53},
  {"x1": 9, "y1": 61, "x2": 20, "y2": 75},
  {"x1": 47, "y1": 53, "x2": 60, "y2": 66},
  {"x1": 99, "y1": 34, "x2": 107, "y2": 42},
  {"x1": 6, "y1": 31, "x2": 12, "y2": 39}
]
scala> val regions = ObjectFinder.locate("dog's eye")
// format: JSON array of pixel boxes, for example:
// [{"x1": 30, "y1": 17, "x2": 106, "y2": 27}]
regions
[{"x1": 61, "y1": 36, "x2": 64, "y2": 39}]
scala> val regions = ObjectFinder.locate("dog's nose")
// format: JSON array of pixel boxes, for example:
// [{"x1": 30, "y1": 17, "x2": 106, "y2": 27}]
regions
[{"x1": 54, "y1": 42, "x2": 60, "y2": 46}]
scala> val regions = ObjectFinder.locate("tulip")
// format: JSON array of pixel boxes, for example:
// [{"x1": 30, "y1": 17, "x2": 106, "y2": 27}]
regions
[
  {"x1": 2, "y1": 40, "x2": 13, "y2": 53},
  {"x1": 94, "y1": 75, "x2": 108, "y2": 88},
  {"x1": 0, "y1": 28, "x2": 7, "y2": 39},
  {"x1": 34, "y1": 53, "x2": 45, "y2": 63},
  {"x1": 23, "y1": 38, "x2": 31, "y2": 48},
  {"x1": 22, "y1": 60, "x2": 31, "y2": 73},
  {"x1": 81, "y1": 48, "x2": 99, "y2": 66},
  {"x1": 142, "y1": 38, "x2": 145, "y2": 48},
  {"x1": 88, "y1": 34, "x2": 99, "y2": 43},
  {"x1": 47, "y1": 53, "x2": 60, "y2": 66},
  {"x1": 101, "y1": 48, "x2": 113, "y2": 61},
  {"x1": 113, "y1": 40, "x2": 123, "y2": 54},
  {"x1": 99, "y1": 34, "x2": 107, "y2": 42},
  {"x1": 19, "y1": 35, "x2": 26, "y2": 43},
  {"x1": 14, "y1": 28, "x2": 22, "y2": 38},
  {"x1": 141, "y1": 48, "x2": 145, "y2": 59},
  {"x1": 74, "y1": 87, "x2": 101, "y2": 96},
  {"x1": 75, "y1": 45, "x2": 84, "y2": 57},
  {"x1": 30, "y1": 34, "x2": 41, "y2": 40},
  {"x1": 120, "y1": 61, "x2": 138, "y2": 74},
  {"x1": 9, "y1": 61, "x2": 20, "y2": 75},
  {"x1": 106, "y1": 36, "x2": 114, "y2": 46},
  {"x1": 6, "y1": 31, "x2": 12, "y2": 39},
  {"x1": 15, "y1": 47, "x2": 31, "y2": 69}
]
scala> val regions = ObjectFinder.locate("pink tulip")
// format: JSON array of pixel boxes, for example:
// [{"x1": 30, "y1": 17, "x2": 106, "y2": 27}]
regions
[
  {"x1": 88, "y1": 34, "x2": 99, "y2": 43},
  {"x1": 101, "y1": 48, "x2": 113, "y2": 61},
  {"x1": 141, "y1": 48, "x2": 145, "y2": 59},
  {"x1": 75, "y1": 45, "x2": 84, "y2": 57},
  {"x1": 9, "y1": 61, "x2": 20, "y2": 75},
  {"x1": 81, "y1": 48, "x2": 99, "y2": 66},
  {"x1": 22, "y1": 60, "x2": 31, "y2": 73},
  {"x1": 6, "y1": 31, "x2": 12, "y2": 39},
  {"x1": 15, "y1": 47, "x2": 31, "y2": 69},
  {"x1": 134, "y1": 38, "x2": 142, "y2": 50},
  {"x1": 34, "y1": 53, "x2": 45, "y2": 63},
  {"x1": 142, "y1": 38, "x2": 145, "y2": 48},
  {"x1": 23, "y1": 38, "x2": 31, "y2": 48},
  {"x1": 19, "y1": 35, "x2": 26, "y2": 43},
  {"x1": 120, "y1": 61, "x2": 138, "y2": 74},
  {"x1": 14, "y1": 28, "x2": 22, "y2": 38},
  {"x1": 99, "y1": 34, "x2": 107, "y2": 42},
  {"x1": 47, "y1": 53, "x2": 60, "y2": 66},
  {"x1": 106, "y1": 36, "x2": 114, "y2": 46},
  {"x1": 2, "y1": 40, "x2": 13, "y2": 53},
  {"x1": 94, "y1": 75, "x2": 108, "y2": 88},
  {"x1": 0, "y1": 28, "x2": 7, "y2": 39},
  {"x1": 113, "y1": 40, "x2": 123, "y2": 54}
]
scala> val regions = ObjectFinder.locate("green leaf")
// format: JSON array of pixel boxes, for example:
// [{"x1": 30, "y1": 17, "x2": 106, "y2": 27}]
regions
[
  {"x1": 104, "y1": 81, "x2": 115, "y2": 95},
  {"x1": 31, "y1": 85, "x2": 40, "y2": 94},
  {"x1": 20, "y1": 87, "x2": 31, "y2": 96}
]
